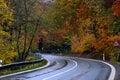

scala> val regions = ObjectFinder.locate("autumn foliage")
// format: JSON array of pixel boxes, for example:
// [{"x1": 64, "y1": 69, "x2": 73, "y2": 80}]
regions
[
  {"x1": 47, "y1": 0, "x2": 120, "y2": 61},
  {"x1": 0, "y1": 0, "x2": 16, "y2": 64},
  {"x1": 1, "y1": 0, "x2": 120, "y2": 63},
  {"x1": 112, "y1": 0, "x2": 120, "y2": 16}
]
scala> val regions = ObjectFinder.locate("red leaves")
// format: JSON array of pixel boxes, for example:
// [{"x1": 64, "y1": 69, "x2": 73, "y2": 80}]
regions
[
  {"x1": 76, "y1": 3, "x2": 89, "y2": 17},
  {"x1": 112, "y1": 0, "x2": 120, "y2": 16}
]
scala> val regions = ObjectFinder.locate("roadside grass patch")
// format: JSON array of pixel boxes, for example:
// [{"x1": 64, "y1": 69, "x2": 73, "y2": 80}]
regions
[{"x1": 115, "y1": 62, "x2": 120, "y2": 65}]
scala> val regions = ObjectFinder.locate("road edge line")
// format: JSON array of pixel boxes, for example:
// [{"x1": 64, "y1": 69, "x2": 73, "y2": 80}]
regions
[
  {"x1": 75, "y1": 57, "x2": 116, "y2": 80},
  {"x1": 99, "y1": 61, "x2": 116, "y2": 80},
  {"x1": 63, "y1": 56, "x2": 116, "y2": 80}
]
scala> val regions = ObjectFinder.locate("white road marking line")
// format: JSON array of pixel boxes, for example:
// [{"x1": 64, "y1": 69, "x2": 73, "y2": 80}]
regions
[
  {"x1": 77, "y1": 57, "x2": 116, "y2": 80},
  {"x1": 100, "y1": 61, "x2": 116, "y2": 80},
  {"x1": 42, "y1": 59, "x2": 78, "y2": 80}
]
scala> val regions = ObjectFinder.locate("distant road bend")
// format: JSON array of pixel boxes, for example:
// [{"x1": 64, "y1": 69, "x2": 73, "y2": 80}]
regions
[{"x1": 1, "y1": 54, "x2": 116, "y2": 80}]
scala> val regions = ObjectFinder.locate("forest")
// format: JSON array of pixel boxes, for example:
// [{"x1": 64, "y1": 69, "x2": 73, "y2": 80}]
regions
[{"x1": 0, "y1": 0, "x2": 120, "y2": 64}]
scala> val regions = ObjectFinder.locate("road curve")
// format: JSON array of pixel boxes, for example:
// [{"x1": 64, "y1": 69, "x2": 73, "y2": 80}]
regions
[{"x1": 0, "y1": 54, "x2": 116, "y2": 80}]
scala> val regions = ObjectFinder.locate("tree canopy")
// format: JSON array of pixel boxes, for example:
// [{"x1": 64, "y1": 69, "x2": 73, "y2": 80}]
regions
[{"x1": 1, "y1": 0, "x2": 120, "y2": 63}]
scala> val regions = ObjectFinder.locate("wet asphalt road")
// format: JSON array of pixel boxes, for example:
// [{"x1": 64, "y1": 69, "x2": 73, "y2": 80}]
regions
[{"x1": 1, "y1": 54, "x2": 113, "y2": 80}]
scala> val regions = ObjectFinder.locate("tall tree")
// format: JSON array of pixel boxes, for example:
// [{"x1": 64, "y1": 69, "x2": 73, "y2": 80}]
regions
[{"x1": 8, "y1": 0, "x2": 44, "y2": 61}]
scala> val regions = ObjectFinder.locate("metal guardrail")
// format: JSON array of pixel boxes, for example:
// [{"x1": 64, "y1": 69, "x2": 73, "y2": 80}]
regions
[{"x1": 0, "y1": 58, "x2": 44, "y2": 70}]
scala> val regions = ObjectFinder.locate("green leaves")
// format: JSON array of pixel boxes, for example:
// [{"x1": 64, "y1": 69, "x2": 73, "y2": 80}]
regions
[{"x1": 112, "y1": 20, "x2": 120, "y2": 34}]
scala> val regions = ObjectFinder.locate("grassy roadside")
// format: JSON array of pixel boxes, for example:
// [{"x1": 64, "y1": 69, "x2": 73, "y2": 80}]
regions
[
  {"x1": 113, "y1": 61, "x2": 120, "y2": 65},
  {"x1": 0, "y1": 60, "x2": 47, "y2": 75},
  {"x1": 116, "y1": 62, "x2": 120, "y2": 65}
]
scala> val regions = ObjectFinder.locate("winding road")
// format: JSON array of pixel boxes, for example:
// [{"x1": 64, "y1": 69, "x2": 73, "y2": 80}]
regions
[{"x1": 1, "y1": 54, "x2": 116, "y2": 80}]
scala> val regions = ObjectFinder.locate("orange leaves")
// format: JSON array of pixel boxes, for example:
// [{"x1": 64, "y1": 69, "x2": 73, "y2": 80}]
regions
[
  {"x1": 51, "y1": 29, "x2": 68, "y2": 44},
  {"x1": 54, "y1": 29, "x2": 66, "y2": 39},
  {"x1": 76, "y1": 3, "x2": 88, "y2": 17},
  {"x1": 47, "y1": 0, "x2": 120, "y2": 61},
  {"x1": 93, "y1": 37, "x2": 108, "y2": 51},
  {"x1": 112, "y1": 0, "x2": 120, "y2": 16},
  {"x1": 107, "y1": 35, "x2": 120, "y2": 46},
  {"x1": 93, "y1": 35, "x2": 120, "y2": 55}
]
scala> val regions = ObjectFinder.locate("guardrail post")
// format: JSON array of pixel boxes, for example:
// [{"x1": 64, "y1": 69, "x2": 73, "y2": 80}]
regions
[{"x1": 8, "y1": 68, "x2": 11, "y2": 73}]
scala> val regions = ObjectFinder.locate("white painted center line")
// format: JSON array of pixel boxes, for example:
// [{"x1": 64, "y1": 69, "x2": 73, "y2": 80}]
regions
[{"x1": 42, "y1": 59, "x2": 78, "y2": 80}]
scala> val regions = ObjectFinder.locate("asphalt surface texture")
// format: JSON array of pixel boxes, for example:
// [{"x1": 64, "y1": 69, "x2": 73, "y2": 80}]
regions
[{"x1": 0, "y1": 54, "x2": 116, "y2": 80}]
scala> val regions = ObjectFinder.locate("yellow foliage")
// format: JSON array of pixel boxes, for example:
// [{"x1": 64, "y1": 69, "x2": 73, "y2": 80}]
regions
[
  {"x1": 80, "y1": 34, "x2": 95, "y2": 52},
  {"x1": 26, "y1": 56, "x2": 37, "y2": 61},
  {"x1": 0, "y1": 0, "x2": 13, "y2": 26},
  {"x1": 0, "y1": 40, "x2": 17, "y2": 64},
  {"x1": 109, "y1": 52, "x2": 116, "y2": 61},
  {"x1": 0, "y1": 0, "x2": 15, "y2": 64},
  {"x1": 72, "y1": 34, "x2": 95, "y2": 53}
]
